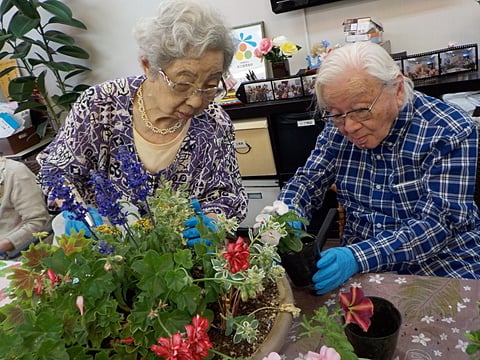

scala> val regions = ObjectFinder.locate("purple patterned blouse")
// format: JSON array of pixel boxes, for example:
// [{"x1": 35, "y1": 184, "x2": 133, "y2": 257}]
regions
[{"x1": 37, "y1": 75, "x2": 247, "y2": 221}]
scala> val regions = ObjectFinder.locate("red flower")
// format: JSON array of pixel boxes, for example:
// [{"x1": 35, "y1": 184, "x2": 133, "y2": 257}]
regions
[
  {"x1": 151, "y1": 333, "x2": 191, "y2": 360},
  {"x1": 222, "y1": 237, "x2": 250, "y2": 274},
  {"x1": 121, "y1": 337, "x2": 134, "y2": 344},
  {"x1": 185, "y1": 315, "x2": 213, "y2": 360},
  {"x1": 47, "y1": 269, "x2": 59, "y2": 285},
  {"x1": 339, "y1": 286, "x2": 374, "y2": 332}
]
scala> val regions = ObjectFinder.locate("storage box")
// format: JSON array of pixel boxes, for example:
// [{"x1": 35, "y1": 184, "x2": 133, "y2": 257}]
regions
[
  {"x1": 233, "y1": 118, "x2": 276, "y2": 176},
  {"x1": 343, "y1": 17, "x2": 384, "y2": 44},
  {"x1": 0, "y1": 126, "x2": 40, "y2": 155},
  {"x1": 239, "y1": 179, "x2": 280, "y2": 228}
]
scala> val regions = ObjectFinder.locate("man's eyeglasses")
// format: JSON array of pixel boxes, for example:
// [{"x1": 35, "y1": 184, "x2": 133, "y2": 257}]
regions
[
  {"x1": 158, "y1": 69, "x2": 226, "y2": 101},
  {"x1": 321, "y1": 84, "x2": 386, "y2": 126}
]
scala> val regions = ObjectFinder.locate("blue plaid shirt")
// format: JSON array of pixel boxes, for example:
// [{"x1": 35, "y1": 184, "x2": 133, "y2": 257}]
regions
[{"x1": 279, "y1": 91, "x2": 480, "y2": 278}]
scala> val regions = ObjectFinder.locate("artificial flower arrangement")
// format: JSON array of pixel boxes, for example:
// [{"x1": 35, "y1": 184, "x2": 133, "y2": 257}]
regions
[
  {"x1": 254, "y1": 36, "x2": 302, "y2": 63},
  {"x1": 263, "y1": 286, "x2": 374, "y2": 360},
  {"x1": 0, "y1": 146, "x2": 310, "y2": 360}
]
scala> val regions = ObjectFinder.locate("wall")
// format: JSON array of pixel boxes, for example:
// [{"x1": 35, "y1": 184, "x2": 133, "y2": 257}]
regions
[{"x1": 61, "y1": 0, "x2": 480, "y2": 88}]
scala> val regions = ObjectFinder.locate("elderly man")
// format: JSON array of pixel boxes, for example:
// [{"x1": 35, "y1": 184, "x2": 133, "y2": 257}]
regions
[{"x1": 278, "y1": 41, "x2": 480, "y2": 294}]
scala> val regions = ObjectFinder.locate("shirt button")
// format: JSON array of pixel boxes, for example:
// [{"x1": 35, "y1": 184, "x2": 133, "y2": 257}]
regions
[
  {"x1": 376, "y1": 155, "x2": 381, "y2": 160},
  {"x1": 376, "y1": 223, "x2": 382, "y2": 228},
  {"x1": 375, "y1": 184, "x2": 381, "y2": 190}
]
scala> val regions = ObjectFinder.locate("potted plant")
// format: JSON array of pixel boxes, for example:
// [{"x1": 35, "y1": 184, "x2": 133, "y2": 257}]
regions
[
  {"x1": 254, "y1": 201, "x2": 325, "y2": 288},
  {"x1": 0, "y1": 0, "x2": 91, "y2": 130},
  {"x1": 0, "y1": 146, "x2": 305, "y2": 359}
]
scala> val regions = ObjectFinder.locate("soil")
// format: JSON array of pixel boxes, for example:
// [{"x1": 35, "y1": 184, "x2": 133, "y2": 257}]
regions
[{"x1": 209, "y1": 281, "x2": 280, "y2": 359}]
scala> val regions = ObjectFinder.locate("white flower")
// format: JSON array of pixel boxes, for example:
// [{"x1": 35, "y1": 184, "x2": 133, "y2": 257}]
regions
[
  {"x1": 272, "y1": 36, "x2": 288, "y2": 47},
  {"x1": 411, "y1": 333, "x2": 431, "y2": 346},
  {"x1": 261, "y1": 229, "x2": 283, "y2": 246}
]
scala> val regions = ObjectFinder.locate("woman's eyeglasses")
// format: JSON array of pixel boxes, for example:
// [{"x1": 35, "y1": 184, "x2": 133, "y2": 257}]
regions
[
  {"x1": 158, "y1": 69, "x2": 226, "y2": 101},
  {"x1": 321, "y1": 84, "x2": 386, "y2": 126}
]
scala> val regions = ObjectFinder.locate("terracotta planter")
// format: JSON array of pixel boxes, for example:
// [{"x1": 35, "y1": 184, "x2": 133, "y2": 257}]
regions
[
  {"x1": 344, "y1": 296, "x2": 401, "y2": 360},
  {"x1": 251, "y1": 276, "x2": 294, "y2": 359},
  {"x1": 270, "y1": 60, "x2": 290, "y2": 78}
]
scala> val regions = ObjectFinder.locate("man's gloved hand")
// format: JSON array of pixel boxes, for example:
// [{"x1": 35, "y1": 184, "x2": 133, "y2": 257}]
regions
[
  {"x1": 63, "y1": 207, "x2": 104, "y2": 238},
  {"x1": 288, "y1": 221, "x2": 303, "y2": 230},
  {"x1": 183, "y1": 199, "x2": 216, "y2": 247},
  {"x1": 312, "y1": 247, "x2": 359, "y2": 295}
]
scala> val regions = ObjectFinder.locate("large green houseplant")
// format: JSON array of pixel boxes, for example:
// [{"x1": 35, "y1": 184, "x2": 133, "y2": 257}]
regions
[{"x1": 0, "y1": 0, "x2": 91, "y2": 130}]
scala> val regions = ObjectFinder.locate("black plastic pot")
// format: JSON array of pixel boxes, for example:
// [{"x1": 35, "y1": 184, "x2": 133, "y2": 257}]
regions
[
  {"x1": 280, "y1": 208, "x2": 337, "y2": 288},
  {"x1": 344, "y1": 296, "x2": 402, "y2": 360}
]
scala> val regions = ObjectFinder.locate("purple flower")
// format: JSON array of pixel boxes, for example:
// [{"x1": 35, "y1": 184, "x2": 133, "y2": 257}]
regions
[
  {"x1": 116, "y1": 146, "x2": 150, "y2": 206},
  {"x1": 44, "y1": 172, "x2": 87, "y2": 220},
  {"x1": 97, "y1": 240, "x2": 115, "y2": 255},
  {"x1": 88, "y1": 171, "x2": 126, "y2": 226}
]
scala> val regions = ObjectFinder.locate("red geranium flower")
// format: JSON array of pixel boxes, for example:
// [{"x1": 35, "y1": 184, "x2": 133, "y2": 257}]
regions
[
  {"x1": 185, "y1": 315, "x2": 213, "y2": 360},
  {"x1": 339, "y1": 286, "x2": 374, "y2": 332},
  {"x1": 222, "y1": 237, "x2": 250, "y2": 274},
  {"x1": 151, "y1": 333, "x2": 191, "y2": 360}
]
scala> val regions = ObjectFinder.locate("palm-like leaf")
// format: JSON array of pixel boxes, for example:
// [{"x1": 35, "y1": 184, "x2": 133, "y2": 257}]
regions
[{"x1": 393, "y1": 277, "x2": 462, "y2": 320}]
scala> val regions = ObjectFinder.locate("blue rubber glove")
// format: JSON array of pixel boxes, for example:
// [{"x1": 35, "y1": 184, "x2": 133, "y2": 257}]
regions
[
  {"x1": 63, "y1": 207, "x2": 104, "y2": 238},
  {"x1": 183, "y1": 199, "x2": 216, "y2": 247},
  {"x1": 312, "y1": 247, "x2": 359, "y2": 295},
  {"x1": 288, "y1": 221, "x2": 303, "y2": 230}
]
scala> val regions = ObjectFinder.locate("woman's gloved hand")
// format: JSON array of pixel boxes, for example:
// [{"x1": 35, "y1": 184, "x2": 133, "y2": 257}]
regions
[
  {"x1": 312, "y1": 247, "x2": 359, "y2": 295},
  {"x1": 63, "y1": 207, "x2": 104, "y2": 238},
  {"x1": 183, "y1": 199, "x2": 217, "y2": 247}
]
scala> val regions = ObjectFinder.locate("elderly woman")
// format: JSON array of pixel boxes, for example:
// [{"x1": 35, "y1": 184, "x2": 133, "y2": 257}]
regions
[
  {"x1": 0, "y1": 157, "x2": 50, "y2": 256},
  {"x1": 37, "y1": 0, "x2": 247, "y2": 239}
]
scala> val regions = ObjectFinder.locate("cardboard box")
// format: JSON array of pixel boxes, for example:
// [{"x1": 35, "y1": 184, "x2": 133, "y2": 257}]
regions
[
  {"x1": 0, "y1": 126, "x2": 40, "y2": 155},
  {"x1": 233, "y1": 118, "x2": 277, "y2": 177},
  {"x1": 343, "y1": 17, "x2": 384, "y2": 43}
]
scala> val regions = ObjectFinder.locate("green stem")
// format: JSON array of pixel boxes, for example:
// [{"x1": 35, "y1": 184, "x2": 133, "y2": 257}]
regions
[{"x1": 209, "y1": 348, "x2": 238, "y2": 360}]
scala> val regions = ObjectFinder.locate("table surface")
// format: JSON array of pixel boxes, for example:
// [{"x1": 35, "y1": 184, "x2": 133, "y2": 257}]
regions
[{"x1": 281, "y1": 272, "x2": 480, "y2": 359}]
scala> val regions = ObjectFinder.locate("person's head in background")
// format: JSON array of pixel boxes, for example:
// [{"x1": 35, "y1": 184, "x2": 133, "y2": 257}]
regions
[
  {"x1": 315, "y1": 41, "x2": 415, "y2": 149},
  {"x1": 132, "y1": 0, "x2": 234, "y2": 116}
]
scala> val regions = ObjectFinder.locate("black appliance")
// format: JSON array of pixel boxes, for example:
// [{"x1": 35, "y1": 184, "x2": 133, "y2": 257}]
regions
[{"x1": 270, "y1": 0, "x2": 344, "y2": 14}]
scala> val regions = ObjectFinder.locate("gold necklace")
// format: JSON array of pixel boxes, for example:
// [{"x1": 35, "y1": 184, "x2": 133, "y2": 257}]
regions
[{"x1": 136, "y1": 84, "x2": 184, "y2": 135}]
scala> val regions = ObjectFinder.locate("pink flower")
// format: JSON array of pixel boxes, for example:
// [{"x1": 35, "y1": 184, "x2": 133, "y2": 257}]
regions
[
  {"x1": 262, "y1": 352, "x2": 282, "y2": 360},
  {"x1": 339, "y1": 286, "x2": 374, "y2": 332},
  {"x1": 318, "y1": 345, "x2": 341, "y2": 360},
  {"x1": 76, "y1": 295, "x2": 84, "y2": 316},
  {"x1": 257, "y1": 38, "x2": 274, "y2": 55}
]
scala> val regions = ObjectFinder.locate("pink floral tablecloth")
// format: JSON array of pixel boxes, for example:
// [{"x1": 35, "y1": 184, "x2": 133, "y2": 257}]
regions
[
  {"x1": 282, "y1": 273, "x2": 480, "y2": 359},
  {"x1": 0, "y1": 260, "x2": 22, "y2": 307}
]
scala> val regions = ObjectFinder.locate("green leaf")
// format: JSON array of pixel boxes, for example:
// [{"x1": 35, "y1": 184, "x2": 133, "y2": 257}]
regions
[
  {"x1": 171, "y1": 285, "x2": 204, "y2": 314},
  {"x1": 0, "y1": 65, "x2": 17, "y2": 77},
  {"x1": 43, "y1": 30, "x2": 74, "y2": 45},
  {"x1": 10, "y1": 0, "x2": 38, "y2": 19},
  {"x1": 57, "y1": 45, "x2": 89, "y2": 59},
  {"x1": 8, "y1": 75, "x2": 35, "y2": 101},
  {"x1": 0, "y1": 0, "x2": 14, "y2": 17},
  {"x1": 40, "y1": 0, "x2": 72, "y2": 20},
  {"x1": 12, "y1": 41, "x2": 31, "y2": 59},
  {"x1": 8, "y1": 12, "x2": 39, "y2": 37},
  {"x1": 49, "y1": 16, "x2": 87, "y2": 30},
  {"x1": 46, "y1": 61, "x2": 76, "y2": 72},
  {"x1": 55, "y1": 92, "x2": 80, "y2": 107},
  {"x1": 173, "y1": 248, "x2": 193, "y2": 269}
]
